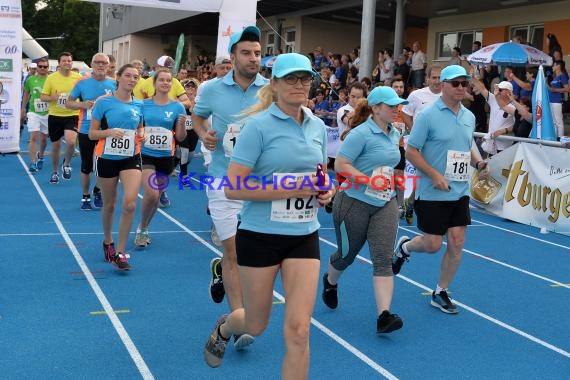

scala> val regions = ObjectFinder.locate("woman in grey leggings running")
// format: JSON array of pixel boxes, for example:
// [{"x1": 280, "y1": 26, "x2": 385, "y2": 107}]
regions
[{"x1": 322, "y1": 86, "x2": 408, "y2": 334}]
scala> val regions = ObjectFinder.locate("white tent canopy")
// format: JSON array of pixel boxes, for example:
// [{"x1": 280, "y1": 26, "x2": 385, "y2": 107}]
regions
[{"x1": 84, "y1": 0, "x2": 257, "y2": 57}]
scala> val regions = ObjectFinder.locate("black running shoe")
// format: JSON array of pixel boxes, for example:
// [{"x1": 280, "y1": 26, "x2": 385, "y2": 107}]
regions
[
  {"x1": 392, "y1": 236, "x2": 411, "y2": 275},
  {"x1": 431, "y1": 290, "x2": 458, "y2": 314},
  {"x1": 209, "y1": 258, "x2": 225, "y2": 303},
  {"x1": 376, "y1": 310, "x2": 403, "y2": 334},
  {"x1": 322, "y1": 272, "x2": 338, "y2": 309}
]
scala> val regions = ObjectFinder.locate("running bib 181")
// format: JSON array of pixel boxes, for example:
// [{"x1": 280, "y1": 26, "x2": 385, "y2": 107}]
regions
[{"x1": 445, "y1": 150, "x2": 470, "y2": 181}]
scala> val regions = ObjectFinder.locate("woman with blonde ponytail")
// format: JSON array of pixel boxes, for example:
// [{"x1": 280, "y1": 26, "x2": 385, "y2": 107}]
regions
[{"x1": 203, "y1": 53, "x2": 335, "y2": 380}]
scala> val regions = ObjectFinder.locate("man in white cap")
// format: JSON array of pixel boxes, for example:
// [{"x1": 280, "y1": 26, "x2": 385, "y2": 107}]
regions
[
  {"x1": 392, "y1": 65, "x2": 489, "y2": 315},
  {"x1": 192, "y1": 25, "x2": 268, "y2": 349},
  {"x1": 471, "y1": 78, "x2": 515, "y2": 153}
]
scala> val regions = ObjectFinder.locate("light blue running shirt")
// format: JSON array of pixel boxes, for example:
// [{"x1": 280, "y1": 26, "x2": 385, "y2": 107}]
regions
[
  {"x1": 230, "y1": 104, "x2": 327, "y2": 236},
  {"x1": 407, "y1": 97, "x2": 476, "y2": 201}
]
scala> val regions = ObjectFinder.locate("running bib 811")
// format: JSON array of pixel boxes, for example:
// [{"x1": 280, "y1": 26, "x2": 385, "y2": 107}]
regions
[{"x1": 34, "y1": 99, "x2": 48, "y2": 113}]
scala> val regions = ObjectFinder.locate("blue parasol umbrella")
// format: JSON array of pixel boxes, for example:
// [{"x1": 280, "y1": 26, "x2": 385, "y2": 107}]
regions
[{"x1": 467, "y1": 41, "x2": 552, "y2": 67}]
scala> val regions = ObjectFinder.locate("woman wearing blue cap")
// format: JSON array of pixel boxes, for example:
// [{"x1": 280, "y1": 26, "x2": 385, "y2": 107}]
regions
[
  {"x1": 203, "y1": 53, "x2": 334, "y2": 379},
  {"x1": 321, "y1": 86, "x2": 408, "y2": 334}
]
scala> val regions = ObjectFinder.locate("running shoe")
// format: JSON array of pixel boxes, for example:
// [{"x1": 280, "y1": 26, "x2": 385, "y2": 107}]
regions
[
  {"x1": 81, "y1": 197, "x2": 92, "y2": 211},
  {"x1": 233, "y1": 334, "x2": 255, "y2": 350},
  {"x1": 103, "y1": 241, "x2": 116, "y2": 263},
  {"x1": 93, "y1": 190, "x2": 103, "y2": 209},
  {"x1": 404, "y1": 198, "x2": 414, "y2": 225},
  {"x1": 28, "y1": 162, "x2": 38, "y2": 174},
  {"x1": 322, "y1": 272, "x2": 338, "y2": 309},
  {"x1": 431, "y1": 290, "x2": 458, "y2": 314},
  {"x1": 158, "y1": 191, "x2": 171, "y2": 208},
  {"x1": 62, "y1": 165, "x2": 72, "y2": 180},
  {"x1": 392, "y1": 236, "x2": 411, "y2": 275},
  {"x1": 204, "y1": 314, "x2": 229, "y2": 368},
  {"x1": 36, "y1": 152, "x2": 44, "y2": 170},
  {"x1": 209, "y1": 258, "x2": 225, "y2": 303},
  {"x1": 134, "y1": 227, "x2": 151, "y2": 247},
  {"x1": 210, "y1": 224, "x2": 222, "y2": 247},
  {"x1": 111, "y1": 252, "x2": 131, "y2": 271},
  {"x1": 49, "y1": 172, "x2": 59, "y2": 184},
  {"x1": 376, "y1": 310, "x2": 403, "y2": 334}
]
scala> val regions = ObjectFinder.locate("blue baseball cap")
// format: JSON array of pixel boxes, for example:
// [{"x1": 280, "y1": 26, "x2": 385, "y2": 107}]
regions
[
  {"x1": 228, "y1": 25, "x2": 261, "y2": 54},
  {"x1": 367, "y1": 86, "x2": 409, "y2": 106},
  {"x1": 271, "y1": 53, "x2": 315, "y2": 79},
  {"x1": 440, "y1": 64, "x2": 472, "y2": 81}
]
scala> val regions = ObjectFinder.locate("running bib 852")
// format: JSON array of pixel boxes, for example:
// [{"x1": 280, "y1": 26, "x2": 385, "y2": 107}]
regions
[{"x1": 144, "y1": 126, "x2": 173, "y2": 151}]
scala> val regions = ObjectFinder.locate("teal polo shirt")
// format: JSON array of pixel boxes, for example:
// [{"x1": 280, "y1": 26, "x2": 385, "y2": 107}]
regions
[
  {"x1": 407, "y1": 97, "x2": 476, "y2": 201},
  {"x1": 193, "y1": 71, "x2": 269, "y2": 178},
  {"x1": 230, "y1": 103, "x2": 327, "y2": 236},
  {"x1": 337, "y1": 116, "x2": 401, "y2": 207}
]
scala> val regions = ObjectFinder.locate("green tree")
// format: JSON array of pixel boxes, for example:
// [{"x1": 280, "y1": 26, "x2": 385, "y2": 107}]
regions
[{"x1": 22, "y1": 0, "x2": 99, "y2": 62}]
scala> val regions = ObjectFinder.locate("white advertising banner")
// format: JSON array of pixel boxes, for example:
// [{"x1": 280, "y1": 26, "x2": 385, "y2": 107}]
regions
[
  {"x1": 216, "y1": 0, "x2": 257, "y2": 58},
  {"x1": 470, "y1": 143, "x2": 570, "y2": 235},
  {"x1": 0, "y1": 0, "x2": 22, "y2": 153},
  {"x1": 83, "y1": 0, "x2": 223, "y2": 12}
]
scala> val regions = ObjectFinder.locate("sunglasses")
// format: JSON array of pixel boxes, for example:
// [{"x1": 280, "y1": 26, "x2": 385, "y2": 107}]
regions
[
  {"x1": 445, "y1": 80, "x2": 469, "y2": 88},
  {"x1": 283, "y1": 74, "x2": 312, "y2": 86},
  {"x1": 37, "y1": 65, "x2": 49, "y2": 69}
]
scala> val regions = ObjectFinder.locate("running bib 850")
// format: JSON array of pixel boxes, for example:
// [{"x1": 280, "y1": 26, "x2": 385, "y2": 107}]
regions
[{"x1": 103, "y1": 129, "x2": 136, "y2": 156}]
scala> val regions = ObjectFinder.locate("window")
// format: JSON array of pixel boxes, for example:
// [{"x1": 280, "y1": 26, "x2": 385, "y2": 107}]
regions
[
  {"x1": 437, "y1": 30, "x2": 483, "y2": 59},
  {"x1": 510, "y1": 24, "x2": 543, "y2": 48},
  {"x1": 266, "y1": 32, "x2": 275, "y2": 55},
  {"x1": 285, "y1": 29, "x2": 296, "y2": 53}
]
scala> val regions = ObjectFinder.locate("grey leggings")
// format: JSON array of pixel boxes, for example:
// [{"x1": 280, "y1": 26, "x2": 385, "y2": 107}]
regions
[{"x1": 329, "y1": 191, "x2": 399, "y2": 277}]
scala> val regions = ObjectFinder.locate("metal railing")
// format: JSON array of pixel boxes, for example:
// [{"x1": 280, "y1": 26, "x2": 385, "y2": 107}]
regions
[{"x1": 473, "y1": 132, "x2": 568, "y2": 148}]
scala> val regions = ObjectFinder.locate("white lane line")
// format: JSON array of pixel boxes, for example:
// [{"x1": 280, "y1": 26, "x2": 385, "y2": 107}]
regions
[
  {"x1": 18, "y1": 155, "x2": 155, "y2": 380},
  {"x1": 150, "y1": 202, "x2": 398, "y2": 379},
  {"x1": 471, "y1": 217, "x2": 570, "y2": 250},
  {"x1": 318, "y1": 236, "x2": 570, "y2": 359},
  {"x1": 0, "y1": 230, "x2": 202, "y2": 237},
  {"x1": 396, "y1": 226, "x2": 570, "y2": 290}
]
